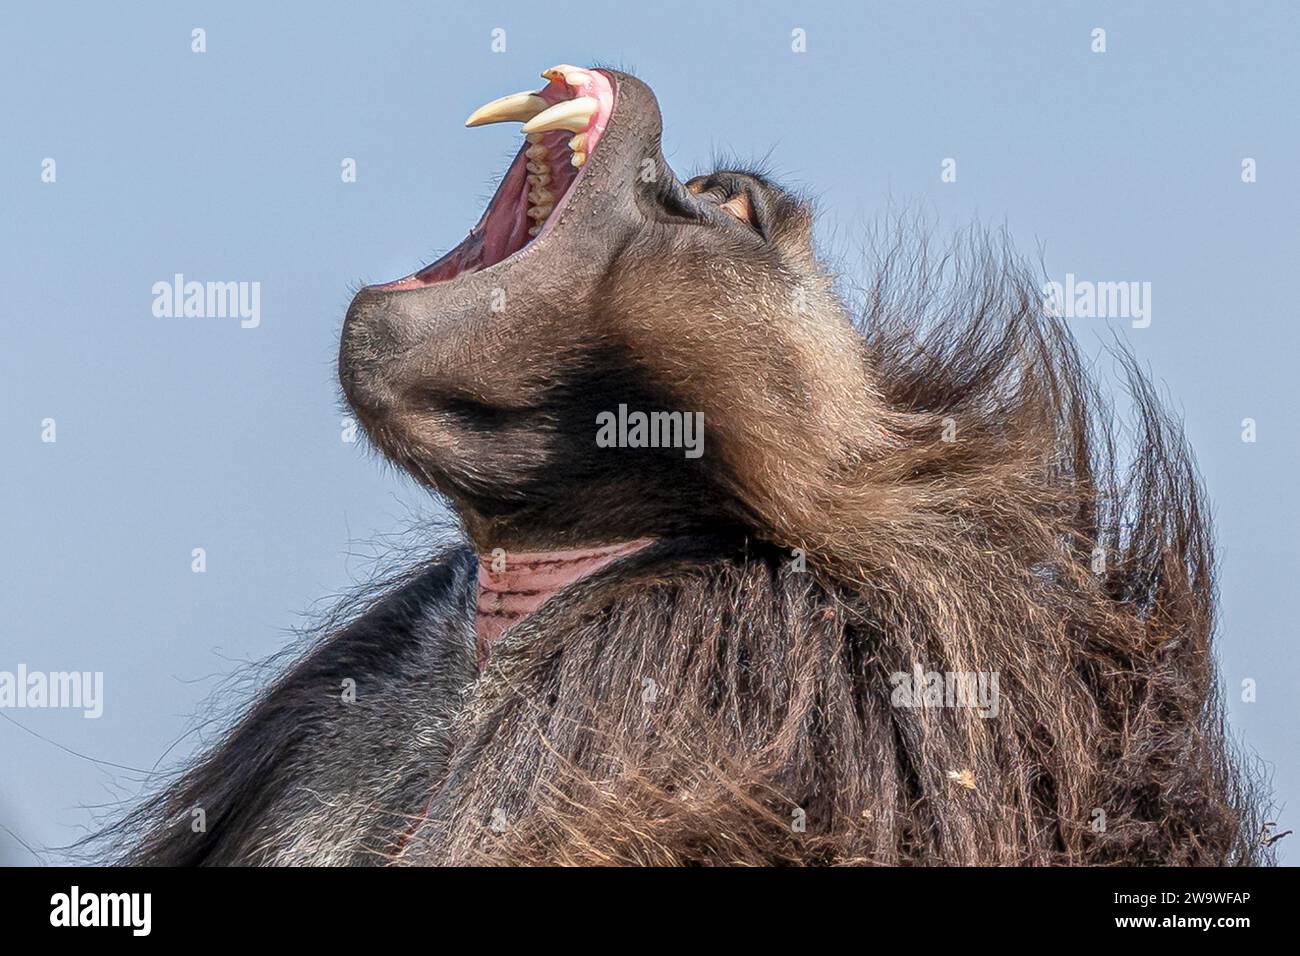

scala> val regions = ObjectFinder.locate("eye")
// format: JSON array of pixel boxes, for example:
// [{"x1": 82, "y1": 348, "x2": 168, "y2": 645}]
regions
[
  {"x1": 717, "y1": 191, "x2": 756, "y2": 229},
  {"x1": 685, "y1": 177, "x2": 763, "y2": 236}
]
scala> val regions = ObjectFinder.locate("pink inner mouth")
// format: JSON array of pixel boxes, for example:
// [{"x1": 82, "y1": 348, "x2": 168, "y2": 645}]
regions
[{"x1": 379, "y1": 68, "x2": 615, "y2": 290}]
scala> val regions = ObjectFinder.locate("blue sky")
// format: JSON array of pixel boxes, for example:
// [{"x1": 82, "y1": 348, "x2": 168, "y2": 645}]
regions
[{"x1": 2, "y1": 0, "x2": 1296, "y2": 863}]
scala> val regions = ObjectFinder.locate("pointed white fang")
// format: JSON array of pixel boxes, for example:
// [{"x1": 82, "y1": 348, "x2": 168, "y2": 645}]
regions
[
  {"x1": 521, "y1": 96, "x2": 598, "y2": 135},
  {"x1": 464, "y1": 91, "x2": 548, "y2": 128}
]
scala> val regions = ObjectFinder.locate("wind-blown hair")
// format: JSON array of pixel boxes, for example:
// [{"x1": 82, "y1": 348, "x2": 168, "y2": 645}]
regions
[{"x1": 106, "y1": 227, "x2": 1272, "y2": 866}]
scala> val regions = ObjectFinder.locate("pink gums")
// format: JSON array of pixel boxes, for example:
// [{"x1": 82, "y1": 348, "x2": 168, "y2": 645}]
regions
[{"x1": 379, "y1": 68, "x2": 615, "y2": 291}]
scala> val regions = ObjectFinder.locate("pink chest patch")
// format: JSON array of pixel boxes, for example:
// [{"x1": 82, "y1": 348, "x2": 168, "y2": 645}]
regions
[{"x1": 475, "y1": 540, "x2": 653, "y2": 666}]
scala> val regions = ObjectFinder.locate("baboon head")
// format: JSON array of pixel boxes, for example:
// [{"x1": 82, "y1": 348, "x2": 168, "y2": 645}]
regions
[{"x1": 340, "y1": 66, "x2": 874, "y2": 551}]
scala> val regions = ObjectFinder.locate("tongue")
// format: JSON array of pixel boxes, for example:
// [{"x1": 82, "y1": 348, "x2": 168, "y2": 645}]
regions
[{"x1": 482, "y1": 151, "x2": 532, "y2": 265}]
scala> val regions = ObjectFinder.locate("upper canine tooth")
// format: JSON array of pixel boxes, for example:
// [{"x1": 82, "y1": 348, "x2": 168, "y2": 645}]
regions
[
  {"x1": 464, "y1": 91, "x2": 548, "y2": 128},
  {"x1": 521, "y1": 96, "x2": 598, "y2": 135}
]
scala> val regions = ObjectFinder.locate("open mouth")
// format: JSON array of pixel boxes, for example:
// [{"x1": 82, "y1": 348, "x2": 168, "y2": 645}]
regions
[{"x1": 379, "y1": 65, "x2": 616, "y2": 290}]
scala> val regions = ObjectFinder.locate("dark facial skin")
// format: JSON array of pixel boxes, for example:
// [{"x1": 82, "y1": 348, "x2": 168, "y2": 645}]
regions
[{"x1": 339, "y1": 70, "x2": 870, "y2": 551}]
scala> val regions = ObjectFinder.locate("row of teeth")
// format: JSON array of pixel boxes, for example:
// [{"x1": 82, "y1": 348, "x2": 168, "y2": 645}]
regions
[{"x1": 465, "y1": 66, "x2": 599, "y2": 238}]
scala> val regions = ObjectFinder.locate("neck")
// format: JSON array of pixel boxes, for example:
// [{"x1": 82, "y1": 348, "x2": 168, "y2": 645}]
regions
[{"x1": 476, "y1": 540, "x2": 654, "y2": 666}]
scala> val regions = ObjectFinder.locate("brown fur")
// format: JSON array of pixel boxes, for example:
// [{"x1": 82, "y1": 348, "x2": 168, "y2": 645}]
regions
[
  {"x1": 113, "y1": 69, "x2": 1271, "y2": 865},
  {"x1": 389, "y1": 227, "x2": 1269, "y2": 865}
]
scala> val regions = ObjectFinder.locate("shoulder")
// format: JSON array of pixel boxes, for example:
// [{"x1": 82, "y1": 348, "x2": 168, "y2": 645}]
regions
[{"x1": 121, "y1": 544, "x2": 479, "y2": 865}]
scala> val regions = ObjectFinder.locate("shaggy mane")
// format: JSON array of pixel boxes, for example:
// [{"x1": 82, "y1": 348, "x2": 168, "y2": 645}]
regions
[
  {"x1": 106, "y1": 227, "x2": 1272, "y2": 866},
  {"x1": 392, "y1": 228, "x2": 1272, "y2": 865}
]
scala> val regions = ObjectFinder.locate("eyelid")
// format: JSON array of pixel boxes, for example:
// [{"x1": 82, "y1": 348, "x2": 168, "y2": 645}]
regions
[
  {"x1": 683, "y1": 180, "x2": 766, "y2": 238},
  {"x1": 719, "y1": 189, "x2": 765, "y2": 239},
  {"x1": 720, "y1": 192, "x2": 753, "y2": 224}
]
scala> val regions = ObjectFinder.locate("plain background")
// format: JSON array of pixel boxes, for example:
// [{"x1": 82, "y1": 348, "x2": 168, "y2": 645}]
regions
[{"x1": 2, "y1": 1, "x2": 1295, "y2": 864}]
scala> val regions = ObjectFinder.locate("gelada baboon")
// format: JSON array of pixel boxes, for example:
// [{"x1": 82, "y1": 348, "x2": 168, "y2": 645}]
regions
[{"x1": 114, "y1": 66, "x2": 1269, "y2": 865}]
